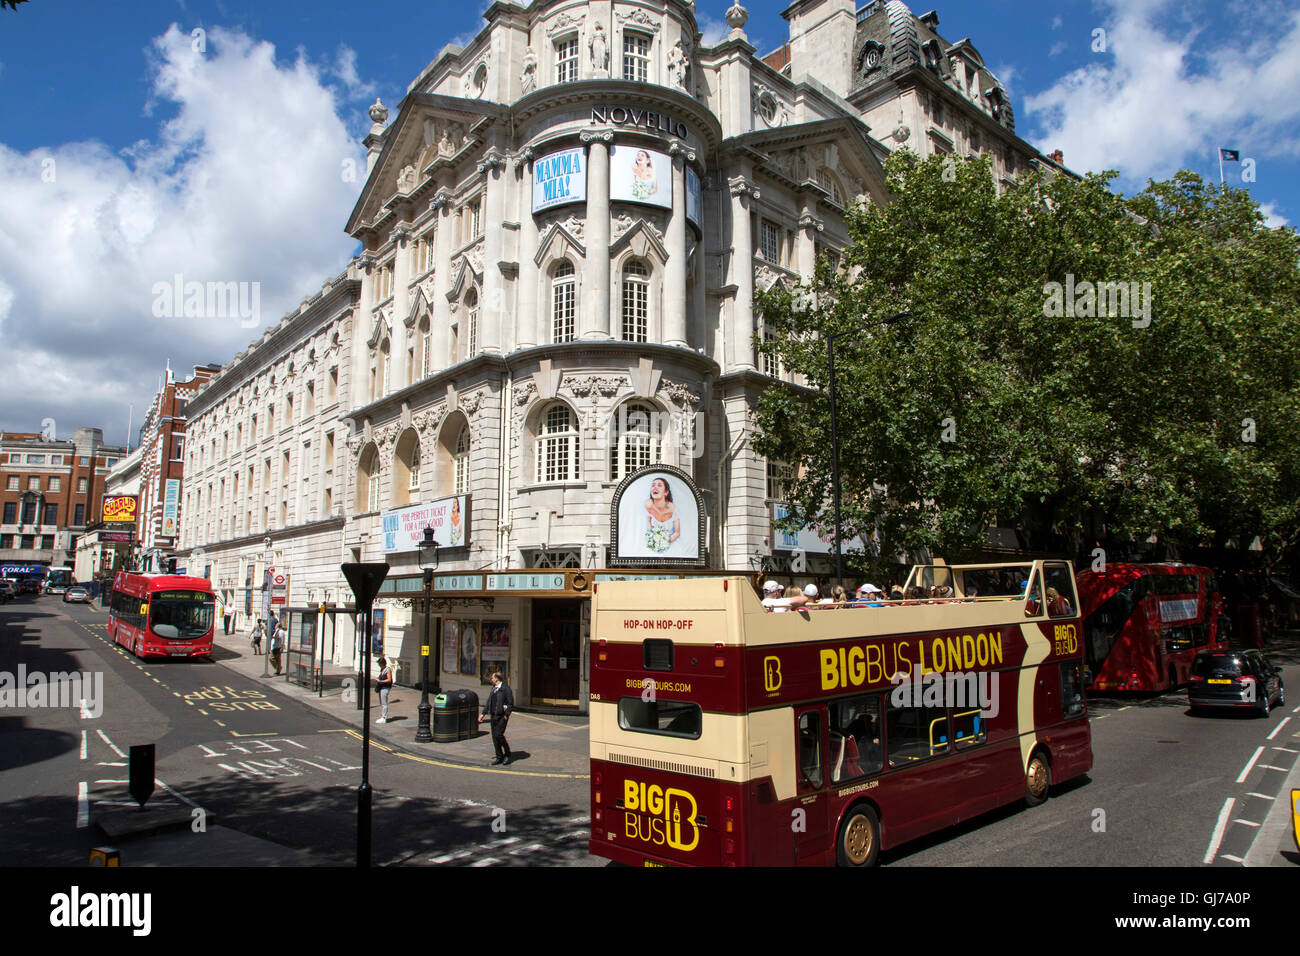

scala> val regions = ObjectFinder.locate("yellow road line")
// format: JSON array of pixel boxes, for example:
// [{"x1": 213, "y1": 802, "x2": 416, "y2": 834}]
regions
[{"x1": 229, "y1": 731, "x2": 278, "y2": 737}]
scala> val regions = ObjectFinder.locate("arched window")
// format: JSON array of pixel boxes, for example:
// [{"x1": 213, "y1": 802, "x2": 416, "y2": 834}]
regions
[
  {"x1": 409, "y1": 445, "x2": 420, "y2": 491},
  {"x1": 465, "y1": 291, "x2": 479, "y2": 358},
  {"x1": 816, "y1": 168, "x2": 844, "y2": 205},
  {"x1": 536, "y1": 404, "x2": 580, "y2": 483},
  {"x1": 551, "y1": 260, "x2": 576, "y2": 343},
  {"x1": 609, "y1": 401, "x2": 660, "y2": 480},
  {"x1": 453, "y1": 426, "x2": 469, "y2": 495},
  {"x1": 621, "y1": 260, "x2": 649, "y2": 342},
  {"x1": 356, "y1": 444, "x2": 380, "y2": 513}
]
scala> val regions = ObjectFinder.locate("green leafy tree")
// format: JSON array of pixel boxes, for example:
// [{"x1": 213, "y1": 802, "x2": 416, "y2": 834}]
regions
[{"x1": 755, "y1": 153, "x2": 1300, "y2": 577}]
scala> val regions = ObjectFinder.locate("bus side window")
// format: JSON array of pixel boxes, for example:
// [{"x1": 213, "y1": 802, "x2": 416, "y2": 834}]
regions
[
  {"x1": 886, "y1": 701, "x2": 950, "y2": 765},
  {"x1": 797, "y1": 711, "x2": 823, "y2": 790},
  {"x1": 829, "y1": 695, "x2": 883, "y2": 779},
  {"x1": 1060, "y1": 663, "x2": 1086, "y2": 719}
]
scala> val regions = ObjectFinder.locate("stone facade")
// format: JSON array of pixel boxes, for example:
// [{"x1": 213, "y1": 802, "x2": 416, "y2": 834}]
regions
[{"x1": 176, "y1": 0, "x2": 1065, "y2": 704}]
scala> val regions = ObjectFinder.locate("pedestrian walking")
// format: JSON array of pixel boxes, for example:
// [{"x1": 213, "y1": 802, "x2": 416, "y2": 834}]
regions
[
  {"x1": 269, "y1": 619, "x2": 286, "y2": 675},
  {"x1": 248, "y1": 618, "x2": 265, "y2": 655},
  {"x1": 223, "y1": 602, "x2": 234, "y2": 635},
  {"x1": 375, "y1": 656, "x2": 393, "y2": 723},
  {"x1": 478, "y1": 668, "x2": 513, "y2": 765}
]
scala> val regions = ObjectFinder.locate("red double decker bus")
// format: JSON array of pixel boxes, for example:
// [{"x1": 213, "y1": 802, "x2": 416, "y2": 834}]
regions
[
  {"x1": 1076, "y1": 563, "x2": 1227, "y2": 692},
  {"x1": 588, "y1": 560, "x2": 1092, "y2": 866},
  {"x1": 107, "y1": 572, "x2": 216, "y2": 660}
]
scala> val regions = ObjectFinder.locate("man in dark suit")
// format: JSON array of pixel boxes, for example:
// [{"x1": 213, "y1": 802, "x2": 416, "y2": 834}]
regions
[{"x1": 479, "y1": 669, "x2": 514, "y2": 765}]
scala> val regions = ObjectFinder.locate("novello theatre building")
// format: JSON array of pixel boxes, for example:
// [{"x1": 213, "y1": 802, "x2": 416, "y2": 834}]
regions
[{"x1": 181, "y1": 0, "x2": 1056, "y2": 711}]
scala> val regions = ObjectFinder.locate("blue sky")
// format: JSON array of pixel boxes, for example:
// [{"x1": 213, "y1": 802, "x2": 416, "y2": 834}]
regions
[{"x1": 1, "y1": 0, "x2": 1295, "y2": 436}]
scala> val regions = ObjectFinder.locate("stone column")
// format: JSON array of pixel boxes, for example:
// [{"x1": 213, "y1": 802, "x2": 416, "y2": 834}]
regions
[
  {"x1": 390, "y1": 222, "x2": 414, "y2": 390},
  {"x1": 478, "y1": 149, "x2": 508, "y2": 354},
  {"x1": 514, "y1": 149, "x2": 540, "y2": 348},
  {"x1": 797, "y1": 209, "x2": 822, "y2": 280},
  {"x1": 354, "y1": 253, "x2": 377, "y2": 408},
  {"x1": 580, "y1": 130, "x2": 613, "y2": 339},
  {"x1": 728, "y1": 174, "x2": 759, "y2": 370},
  {"x1": 664, "y1": 142, "x2": 695, "y2": 349},
  {"x1": 429, "y1": 189, "x2": 454, "y2": 371}
]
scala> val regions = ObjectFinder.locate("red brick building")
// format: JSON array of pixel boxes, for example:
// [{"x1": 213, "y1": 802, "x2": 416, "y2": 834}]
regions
[
  {"x1": 0, "y1": 427, "x2": 129, "y2": 574},
  {"x1": 135, "y1": 364, "x2": 221, "y2": 568}
]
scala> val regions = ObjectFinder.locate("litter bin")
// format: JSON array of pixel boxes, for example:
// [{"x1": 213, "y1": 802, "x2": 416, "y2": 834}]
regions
[
  {"x1": 455, "y1": 690, "x2": 480, "y2": 739},
  {"x1": 432, "y1": 693, "x2": 460, "y2": 742},
  {"x1": 432, "y1": 690, "x2": 481, "y2": 742}
]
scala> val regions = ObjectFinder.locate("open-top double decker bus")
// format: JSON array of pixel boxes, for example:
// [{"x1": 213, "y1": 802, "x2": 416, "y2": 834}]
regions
[
  {"x1": 107, "y1": 571, "x2": 216, "y2": 660},
  {"x1": 1076, "y1": 563, "x2": 1227, "y2": 692},
  {"x1": 588, "y1": 560, "x2": 1091, "y2": 867}
]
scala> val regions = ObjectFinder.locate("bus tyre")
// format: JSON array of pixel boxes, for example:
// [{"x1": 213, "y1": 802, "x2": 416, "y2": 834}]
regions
[
  {"x1": 837, "y1": 805, "x2": 880, "y2": 867},
  {"x1": 1024, "y1": 752, "x2": 1051, "y2": 807}
]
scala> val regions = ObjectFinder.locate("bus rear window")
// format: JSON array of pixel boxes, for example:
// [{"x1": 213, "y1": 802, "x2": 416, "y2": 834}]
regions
[
  {"x1": 617, "y1": 697, "x2": 701, "y2": 739},
  {"x1": 643, "y1": 639, "x2": 673, "y2": 671}
]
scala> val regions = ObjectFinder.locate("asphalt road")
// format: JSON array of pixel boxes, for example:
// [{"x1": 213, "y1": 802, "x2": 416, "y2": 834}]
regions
[
  {"x1": 0, "y1": 595, "x2": 595, "y2": 867},
  {"x1": 2, "y1": 594, "x2": 1294, "y2": 868},
  {"x1": 885, "y1": 638, "x2": 1299, "y2": 867}
]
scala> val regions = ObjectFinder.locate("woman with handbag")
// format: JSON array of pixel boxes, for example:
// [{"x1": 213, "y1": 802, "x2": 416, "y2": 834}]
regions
[{"x1": 375, "y1": 656, "x2": 393, "y2": 724}]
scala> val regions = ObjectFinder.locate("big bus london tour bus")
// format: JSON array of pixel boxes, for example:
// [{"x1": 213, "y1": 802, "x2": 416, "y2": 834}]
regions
[
  {"x1": 1076, "y1": 563, "x2": 1228, "y2": 693},
  {"x1": 589, "y1": 560, "x2": 1092, "y2": 866},
  {"x1": 107, "y1": 571, "x2": 217, "y2": 660}
]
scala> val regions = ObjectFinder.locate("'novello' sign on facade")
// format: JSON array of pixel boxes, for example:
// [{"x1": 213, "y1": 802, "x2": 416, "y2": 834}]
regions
[{"x1": 591, "y1": 106, "x2": 689, "y2": 140}]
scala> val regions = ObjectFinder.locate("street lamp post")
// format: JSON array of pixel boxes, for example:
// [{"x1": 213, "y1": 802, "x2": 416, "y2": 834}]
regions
[
  {"x1": 414, "y1": 527, "x2": 439, "y2": 743},
  {"x1": 827, "y1": 313, "x2": 911, "y2": 589},
  {"x1": 261, "y1": 537, "x2": 273, "y2": 679}
]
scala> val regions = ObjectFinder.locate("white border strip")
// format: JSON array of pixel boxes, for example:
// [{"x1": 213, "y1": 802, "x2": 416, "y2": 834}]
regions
[
  {"x1": 1235, "y1": 746, "x2": 1264, "y2": 783},
  {"x1": 1202, "y1": 797, "x2": 1234, "y2": 864}
]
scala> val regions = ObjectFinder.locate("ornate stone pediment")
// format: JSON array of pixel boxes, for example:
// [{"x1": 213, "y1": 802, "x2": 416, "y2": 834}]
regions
[
  {"x1": 609, "y1": 215, "x2": 667, "y2": 264},
  {"x1": 562, "y1": 374, "x2": 628, "y2": 398}
]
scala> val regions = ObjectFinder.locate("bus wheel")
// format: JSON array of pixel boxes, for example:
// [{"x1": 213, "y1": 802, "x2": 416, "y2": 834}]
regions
[
  {"x1": 1167, "y1": 665, "x2": 1178, "y2": 690},
  {"x1": 837, "y1": 805, "x2": 880, "y2": 867},
  {"x1": 1025, "y1": 752, "x2": 1051, "y2": 807}
]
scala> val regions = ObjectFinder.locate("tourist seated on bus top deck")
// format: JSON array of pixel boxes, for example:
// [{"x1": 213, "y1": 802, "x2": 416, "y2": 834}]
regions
[
  {"x1": 849, "y1": 583, "x2": 886, "y2": 607},
  {"x1": 1046, "y1": 586, "x2": 1073, "y2": 617},
  {"x1": 761, "y1": 580, "x2": 811, "y2": 611},
  {"x1": 889, "y1": 585, "x2": 905, "y2": 602},
  {"x1": 929, "y1": 585, "x2": 954, "y2": 600},
  {"x1": 819, "y1": 585, "x2": 848, "y2": 607}
]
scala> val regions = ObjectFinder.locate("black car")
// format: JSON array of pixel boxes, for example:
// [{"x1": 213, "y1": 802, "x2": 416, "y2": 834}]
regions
[{"x1": 1188, "y1": 649, "x2": 1285, "y2": 716}]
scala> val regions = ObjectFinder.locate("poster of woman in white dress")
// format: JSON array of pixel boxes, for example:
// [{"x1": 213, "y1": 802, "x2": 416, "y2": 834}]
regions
[
  {"x1": 616, "y1": 471, "x2": 699, "y2": 560},
  {"x1": 610, "y1": 145, "x2": 671, "y2": 210}
]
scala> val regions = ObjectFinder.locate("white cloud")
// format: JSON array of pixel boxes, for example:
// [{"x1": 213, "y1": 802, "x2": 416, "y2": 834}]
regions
[
  {"x1": 699, "y1": 15, "x2": 728, "y2": 47},
  {"x1": 1259, "y1": 201, "x2": 1290, "y2": 228},
  {"x1": 0, "y1": 25, "x2": 365, "y2": 433},
  {"x1": 1023, "y1": 0, "x2": 1300, "y2": 185},
  {"x1": 1048, "y1": 40, "x2": 1067, "y2": 57},
  {"x1": 990, "y1": 63, "x2": 1017, "y2": 93},
  {"x1": 1051, "y1": 15, "x2": 1063, "y2": 30}
]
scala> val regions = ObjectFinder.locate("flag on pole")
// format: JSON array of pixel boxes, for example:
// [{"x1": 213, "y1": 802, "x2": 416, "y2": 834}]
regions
[{"x1": 1219, "y1": 148, "x2": 1240, "y2": 162}]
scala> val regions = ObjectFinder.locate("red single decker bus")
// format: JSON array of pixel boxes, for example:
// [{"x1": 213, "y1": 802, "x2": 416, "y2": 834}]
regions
[
  {"x1": 589, "y1": 560, "x2": 1092, "y2": 866},
  {"x1": 107, "y1": 571, "x2": 217, "y2": 660},
  {"x1": 1076, "y1": 563, "x2": 1227, "y2": 692}
]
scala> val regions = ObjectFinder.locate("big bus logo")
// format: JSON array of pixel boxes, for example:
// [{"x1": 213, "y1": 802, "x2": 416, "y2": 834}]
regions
[
  {"x1": 623, "y1": 780, "x2": 700, "y2": 853},
  {"x1": 763, "y1": 655, "x2": 782, "y2": 693}
]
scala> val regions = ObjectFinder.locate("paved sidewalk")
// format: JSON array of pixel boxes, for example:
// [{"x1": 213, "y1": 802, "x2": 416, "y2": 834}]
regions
[{"x1": 209, "y1": 623, "x2": 591, "y2": 777}]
